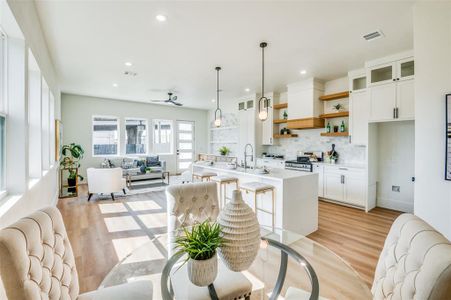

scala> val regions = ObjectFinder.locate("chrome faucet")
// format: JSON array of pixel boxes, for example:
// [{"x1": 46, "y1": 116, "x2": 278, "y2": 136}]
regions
[{"x1": 244, "y1": 143, "x2": 254, "y2": 170}]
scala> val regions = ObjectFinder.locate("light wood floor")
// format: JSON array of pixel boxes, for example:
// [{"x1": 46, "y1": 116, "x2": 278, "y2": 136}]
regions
[{"x1": 58, "y1": 186, "x2": 401, "y2": 293}]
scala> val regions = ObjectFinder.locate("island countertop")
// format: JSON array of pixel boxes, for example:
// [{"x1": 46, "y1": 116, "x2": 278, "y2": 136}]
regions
[{"x1": 193, "y1": 162, "x2": 315, "y2": 181}]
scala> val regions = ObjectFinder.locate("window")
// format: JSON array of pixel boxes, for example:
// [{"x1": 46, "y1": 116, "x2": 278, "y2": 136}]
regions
[
  {"x1": 41, "y1": 79, "x2": 50, "y2": 171},
  {"x1": 92, "y1": 116, "x2": 119, "y2": 156},
  {"x1": 153, "y1": 119, "x2": 173, "y2": 154},
  {"x1": 125, "y1": 118, "x2": 147, "y2": 155},
  {"x1": 0, "y1": 115, "x2": 5, "y2": 193},
  {"x1": 28, "y1": 49, "x2": 42, "y2": 179}
]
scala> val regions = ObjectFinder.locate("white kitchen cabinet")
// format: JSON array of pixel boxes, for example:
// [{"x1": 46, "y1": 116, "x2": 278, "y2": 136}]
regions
[
  {"x1": 397, "y1": 57, "x2": 415, "y2": 81},
  {"x1": 324, "y1": 170, "x2": 343, "y2": 201},
  {"x1": 369, "y1": 83, "x2": 397, "y2": 121},
  {"x1": 349, "y1": 90, "x2": 369, "y2": 146},
  {"x1": 323, "y1": 166, "x2": 366, "y2": 208},
  {"x1": 367, "y1": 62, "x2": 395, "y2": 87},
  {"x1": 312, "y1": 163, "x2": 324, "y2": 198},
  {"x1": 396, "y1": 79, "x2": 415, "y2": 120},
  {"x1": 343, "y1": 171, "x2": 366, "y2": 207}
]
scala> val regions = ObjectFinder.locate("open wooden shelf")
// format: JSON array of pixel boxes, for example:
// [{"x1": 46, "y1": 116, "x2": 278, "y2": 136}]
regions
[
  {"x1": 319, "y1": 91, "x2": 349, "y2": 101},
  {"x1": 273, "y1": 134, "x2": 298, "y2": 139},
  {"x1": 273, "y1": 103, "x2": 288, "y2": 109},
  {"x1": 320, "y1": 132, "x2": 349, "y2": 137},
  {"x1": 319, "y1": 111, "x2": 349, "y2": 119},
  {"x1": 273, "y1": 119, "x2": 288, "y2": 124}
]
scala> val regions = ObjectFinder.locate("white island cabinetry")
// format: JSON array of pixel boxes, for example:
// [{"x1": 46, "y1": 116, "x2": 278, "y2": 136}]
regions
[
  {"x1": 193, "y1": 162, "x2": 318, "y2": 236},
  {"x1": 323, "y1": 165, "x2": 366, "y2": 208}
]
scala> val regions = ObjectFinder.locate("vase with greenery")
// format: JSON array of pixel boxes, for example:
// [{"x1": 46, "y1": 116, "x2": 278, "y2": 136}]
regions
[
  {"x1": 60, "y1": 143, "x2": 84, "y2": 193},
  {"x1": 175, "y1": 220, "x2": 223, "y2": 286},
  {"x1": 218, "y1": 146, "x2": 230, "y2": 156},
  {"x1": 333, "y1": 103, "x2": 343, "y2": 112}
]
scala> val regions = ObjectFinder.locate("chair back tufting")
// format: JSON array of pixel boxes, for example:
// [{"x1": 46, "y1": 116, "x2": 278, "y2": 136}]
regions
[
  {"x1": 166, "y1": 182, "x2": 219, "y2": 256},
  {"x1": 372, "y1": 213, "x2": 451, "y2": 300},
  {"x1": 0, "y1": 207, "x2": 79, "y2": 300}
]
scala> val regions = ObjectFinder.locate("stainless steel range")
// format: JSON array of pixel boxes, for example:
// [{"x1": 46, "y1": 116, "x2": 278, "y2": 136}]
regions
[{"x1": 285, "y1": 156, "x2": 313, "y2": 172}]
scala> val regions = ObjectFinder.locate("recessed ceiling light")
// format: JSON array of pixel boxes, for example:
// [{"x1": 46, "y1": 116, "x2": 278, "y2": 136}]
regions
[
  {"x1": 156, "y1": 14, "x2": 167, "y2": 22},
  {"x1": 113, "y1": 83, "x2": 118, "y2": 87},
  {"x1": 245, "y1": 88, "x2": 250, "y2": 92},
  {"x1": 300, "y1": 70, "x2": 307, "y2": 75},
  {"x1": 211, "y1": 99, "x2": 216, "y2": 102},
  {"x1": 125, "y1": 62, "x2": 132, "y2": 67}
]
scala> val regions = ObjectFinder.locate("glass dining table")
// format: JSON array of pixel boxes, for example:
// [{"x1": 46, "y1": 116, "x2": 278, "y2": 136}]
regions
[{"x1": 100, "y1": 227, "x2": 372, "y2": 299}]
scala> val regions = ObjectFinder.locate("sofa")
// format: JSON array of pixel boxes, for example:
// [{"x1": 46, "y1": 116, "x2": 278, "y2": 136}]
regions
[{"x1": 101, "y1": 155, "x2": 167, "y2": 183}]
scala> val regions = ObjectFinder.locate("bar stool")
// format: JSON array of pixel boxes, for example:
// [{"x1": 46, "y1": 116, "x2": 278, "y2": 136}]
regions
[
  {"x1": 239, "y1": 182, "x2": 275, "y2": 229},
  {"x1": 192, "y1": 171, "x2": 217, "y2": 182},
  {"x1": 211, "y1": 175, "x2": 239, "y2": 208}
]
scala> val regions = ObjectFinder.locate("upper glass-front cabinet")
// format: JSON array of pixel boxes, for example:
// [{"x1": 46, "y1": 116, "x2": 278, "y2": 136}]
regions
[
  {"x1": 369, "y1": 63, "x2": 395, "y2": 86},
  {"x1": 398, "y1": 58, "x2": 414, "y2": 80},
  {"x1": 352, "y1": 76, "x2": 367, "y2": 91}
]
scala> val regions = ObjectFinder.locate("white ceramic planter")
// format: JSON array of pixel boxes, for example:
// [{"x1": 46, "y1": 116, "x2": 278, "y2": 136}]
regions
[{"x1": 187, "y1": 253, "x2": 218, "y2": 287}]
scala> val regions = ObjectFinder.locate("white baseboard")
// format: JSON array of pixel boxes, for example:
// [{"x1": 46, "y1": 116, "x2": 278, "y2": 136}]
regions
[{"x1": 377, "y1": 197, "x2": 413, "y2": 213}]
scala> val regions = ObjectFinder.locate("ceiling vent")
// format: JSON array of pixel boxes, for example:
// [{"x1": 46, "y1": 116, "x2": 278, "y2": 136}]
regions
[
  {"x1": 363, "y1": 30, "x2": 384, "y2": 41},
  {"x1": 124, "y1": 71, "x2": 137, "y2": 76}
]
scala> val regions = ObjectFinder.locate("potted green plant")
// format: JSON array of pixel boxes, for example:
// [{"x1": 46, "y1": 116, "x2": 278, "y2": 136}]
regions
[
  {"x1": 175, "y1": 220, "x2": 223, "y2": 286},
  {"x1": 60, "y1": 143, "x2": 84, "y2": 193},
  {"x1": 218, "y1": 146, "x2": 230, "y2": 156},
  {"x1": 333, "y1": 103, "x2": 343, "y2": 112}
]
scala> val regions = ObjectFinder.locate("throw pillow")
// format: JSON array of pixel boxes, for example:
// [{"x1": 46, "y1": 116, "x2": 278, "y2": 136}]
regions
[{"x1": 146, "y1": 156, "x2": 160, "y2": 167}]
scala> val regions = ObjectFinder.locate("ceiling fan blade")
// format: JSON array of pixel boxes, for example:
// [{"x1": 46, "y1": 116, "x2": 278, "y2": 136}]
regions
[
  {"x1": 169, "y1": 100, "x2": 182, "y2": 106},
  {"x1": 172, "y1": 95, "x2": 178, "y2": 101},
  {"x1": 150, "y1": 100, "x2": 167, "y2": 102}
]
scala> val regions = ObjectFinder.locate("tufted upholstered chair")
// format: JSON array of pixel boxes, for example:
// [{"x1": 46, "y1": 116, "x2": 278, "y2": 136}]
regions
[
  {"x1": 0, "y1": 206, "x2": 152, "y2": 300},
  {"x1": 372, "y1": 213, "x2": 451, "y2": 300},
  {"x1": 166, "y1": 182, "x2": 219, "y2": 256}
]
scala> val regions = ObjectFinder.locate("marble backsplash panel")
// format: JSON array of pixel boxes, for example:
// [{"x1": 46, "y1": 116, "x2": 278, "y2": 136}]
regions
[{"x1": 265, "y1": 128, "x2": 366, "y2": 164}]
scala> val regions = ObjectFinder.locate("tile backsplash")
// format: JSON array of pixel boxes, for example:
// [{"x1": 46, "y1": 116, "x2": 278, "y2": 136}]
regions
[{"x1": 264, "y1": 128, "x2": 366, "y2": 164}]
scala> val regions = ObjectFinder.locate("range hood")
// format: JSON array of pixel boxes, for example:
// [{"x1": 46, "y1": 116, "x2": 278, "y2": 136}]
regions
[{"x1": 286, "y1": 78, "x2": 325, "y2": 130}]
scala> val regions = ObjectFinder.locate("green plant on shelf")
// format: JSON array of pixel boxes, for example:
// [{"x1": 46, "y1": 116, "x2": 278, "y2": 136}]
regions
[
  {"x1": 60, "y1": 143, "x2": 84, "y2": 181},
  {"x1": 218, "y1": 146, "x2": 230, "y2": 156}
]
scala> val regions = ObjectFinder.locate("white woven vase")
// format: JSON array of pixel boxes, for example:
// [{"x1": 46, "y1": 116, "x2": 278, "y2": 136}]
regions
[
  {"x1": 187, "y1": 253, "x2": 218, "y2": 287},
  {"x1": 217, "y1": 190, "x2": 261, "y2": 272}
]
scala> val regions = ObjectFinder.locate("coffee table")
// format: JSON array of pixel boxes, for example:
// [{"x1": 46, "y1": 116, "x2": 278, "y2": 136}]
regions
[
  {"x1": 100, "y1": 227, "x2": 372, "y2": 299},
  {"x1": 125, "y1": 171, "x2": 170, "y2": 188}
]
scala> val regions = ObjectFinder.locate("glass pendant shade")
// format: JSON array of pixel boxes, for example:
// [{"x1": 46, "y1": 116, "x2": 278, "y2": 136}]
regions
[
  {"x1": 258, "y1": 42, "x2": 270, "y2": 122},
  {"x1": 258, "y1": 109, "x2": 268, "y2": 121},
  {"x1": 214, "y1": 108, "x2": 222, "y2": 127}
]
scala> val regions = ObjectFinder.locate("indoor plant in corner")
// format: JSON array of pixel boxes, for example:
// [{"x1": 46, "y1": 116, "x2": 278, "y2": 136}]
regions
[
  {"x1": 60, "y1": 143, "x2": 84, "y2": 193},
  {"x1": 175, "y1": 220, "x2": 223, "y2": 287}
]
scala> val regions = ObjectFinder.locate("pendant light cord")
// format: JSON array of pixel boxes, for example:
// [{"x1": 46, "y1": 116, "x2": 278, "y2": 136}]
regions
[
  {"x1": 216, "y1": 67, "x2": 220, "y2": 110},
  {"x1": 261, "y1": 45, "x2": 265, "y2": 97}
]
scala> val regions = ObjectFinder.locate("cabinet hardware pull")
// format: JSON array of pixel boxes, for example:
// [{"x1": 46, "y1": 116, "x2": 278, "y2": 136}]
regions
[
  {"x1": 393, "y1": 107, "x2": 396, "y2": 119},
  {"x1": 393, "y1": 79, "x2": 396, "y2": 81},
  {"x1": 395, "y1": 107, "x2": 399, "y2": 119},
  {"x1": 339, "y1": 167, "x2": 348, "y2": 170}
]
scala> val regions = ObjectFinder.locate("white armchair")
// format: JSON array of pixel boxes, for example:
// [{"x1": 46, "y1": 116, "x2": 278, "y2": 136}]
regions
[{"x1": 87, "y1": 168, "x2": 126, "y2": 201}]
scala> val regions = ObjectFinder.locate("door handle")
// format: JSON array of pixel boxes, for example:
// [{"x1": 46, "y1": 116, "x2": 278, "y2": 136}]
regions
[
  {"x1": 393, "y1": 107, "x2": 396, "y2": 119},
  {"x1": 340, "y1": 175, "x2": 344, "y2": 184}
]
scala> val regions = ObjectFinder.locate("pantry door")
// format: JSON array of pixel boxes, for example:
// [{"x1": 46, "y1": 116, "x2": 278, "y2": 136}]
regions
[{"x1": 176, "y1": 120, "x2": 195, "y2": 174}]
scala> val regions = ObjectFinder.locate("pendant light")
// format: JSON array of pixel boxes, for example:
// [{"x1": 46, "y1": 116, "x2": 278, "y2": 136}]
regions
[
  {"x1": 258, "y1": 42, "x2": 269, "y2": 121},
  {"x1": 214, "y1": 66, "x2": 222, "y2": 127}
]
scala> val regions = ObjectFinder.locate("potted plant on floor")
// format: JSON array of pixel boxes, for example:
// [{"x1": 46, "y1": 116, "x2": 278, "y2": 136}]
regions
[
  {"x1": 175, "y1": 220, "x2": 223, "y2": 287},
  {"x1": 60, "y1": 143, "x2": 84, "y2": 193}
]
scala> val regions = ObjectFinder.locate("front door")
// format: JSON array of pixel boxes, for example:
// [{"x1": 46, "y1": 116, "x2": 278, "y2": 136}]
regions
[{"x1": 176, "y1": 120, "x2": 195, "y2": 174}]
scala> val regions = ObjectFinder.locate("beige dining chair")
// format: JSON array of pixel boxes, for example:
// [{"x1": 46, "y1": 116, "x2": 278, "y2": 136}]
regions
[
  {"x1": 285, "y1": 213, "x2": 451, "y2": 300},
  {"x1": 0, "y1": 206, "x2": 152, "y2": 300}
]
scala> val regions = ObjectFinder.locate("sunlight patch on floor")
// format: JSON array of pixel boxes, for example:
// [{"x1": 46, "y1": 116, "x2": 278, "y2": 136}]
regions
[
  {"x1": 137, "y1": 213, "x2": 167, "y2": 229},
  {"x1": 112, "y1": 236, "x2": 151, "y2": 260},
  {"x1": 123, "y1": 239, "x2": 165, "y2": 264},
  {"x1": 127, "y1": 200, "x2": 162, "y2": 211},
  {"x1": 98, "y1": 203, "x2": 128, "y2": 214},
  {"x1": 104, "y1": 216, "x2": 141, "y2": 232}
]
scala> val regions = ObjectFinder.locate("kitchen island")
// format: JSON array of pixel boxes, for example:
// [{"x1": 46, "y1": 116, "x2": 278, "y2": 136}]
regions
[{"x1": 193, "y1": 162, "x2": 318, "y2": 236}]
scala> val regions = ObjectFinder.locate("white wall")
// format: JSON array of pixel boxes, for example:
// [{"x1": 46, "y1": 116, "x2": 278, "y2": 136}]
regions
[
  {"x1": 376, "y1": 121, "x2": 415, "y2": 212},
  {"x1": 61, "y1": 93, "x2": 209, "y2": 177},
  {"x1": 414, "y1": 3, "x2": 451, "y2": 239}
]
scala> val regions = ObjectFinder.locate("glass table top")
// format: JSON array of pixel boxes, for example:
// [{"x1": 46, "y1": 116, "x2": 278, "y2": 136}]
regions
[{"x1": 100, "y1": 227, "x2": 372, "y2": 299}]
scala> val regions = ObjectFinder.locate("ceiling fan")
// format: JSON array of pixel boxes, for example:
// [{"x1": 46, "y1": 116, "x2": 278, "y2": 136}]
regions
[{"x1": 150, "y1": 92, "x2": 182, "y2": 106}]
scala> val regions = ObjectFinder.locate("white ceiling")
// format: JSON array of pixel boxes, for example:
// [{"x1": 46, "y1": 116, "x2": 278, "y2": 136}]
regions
[{"x1": 35, "y1": 0, "x2": 414, "y2": 110}]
